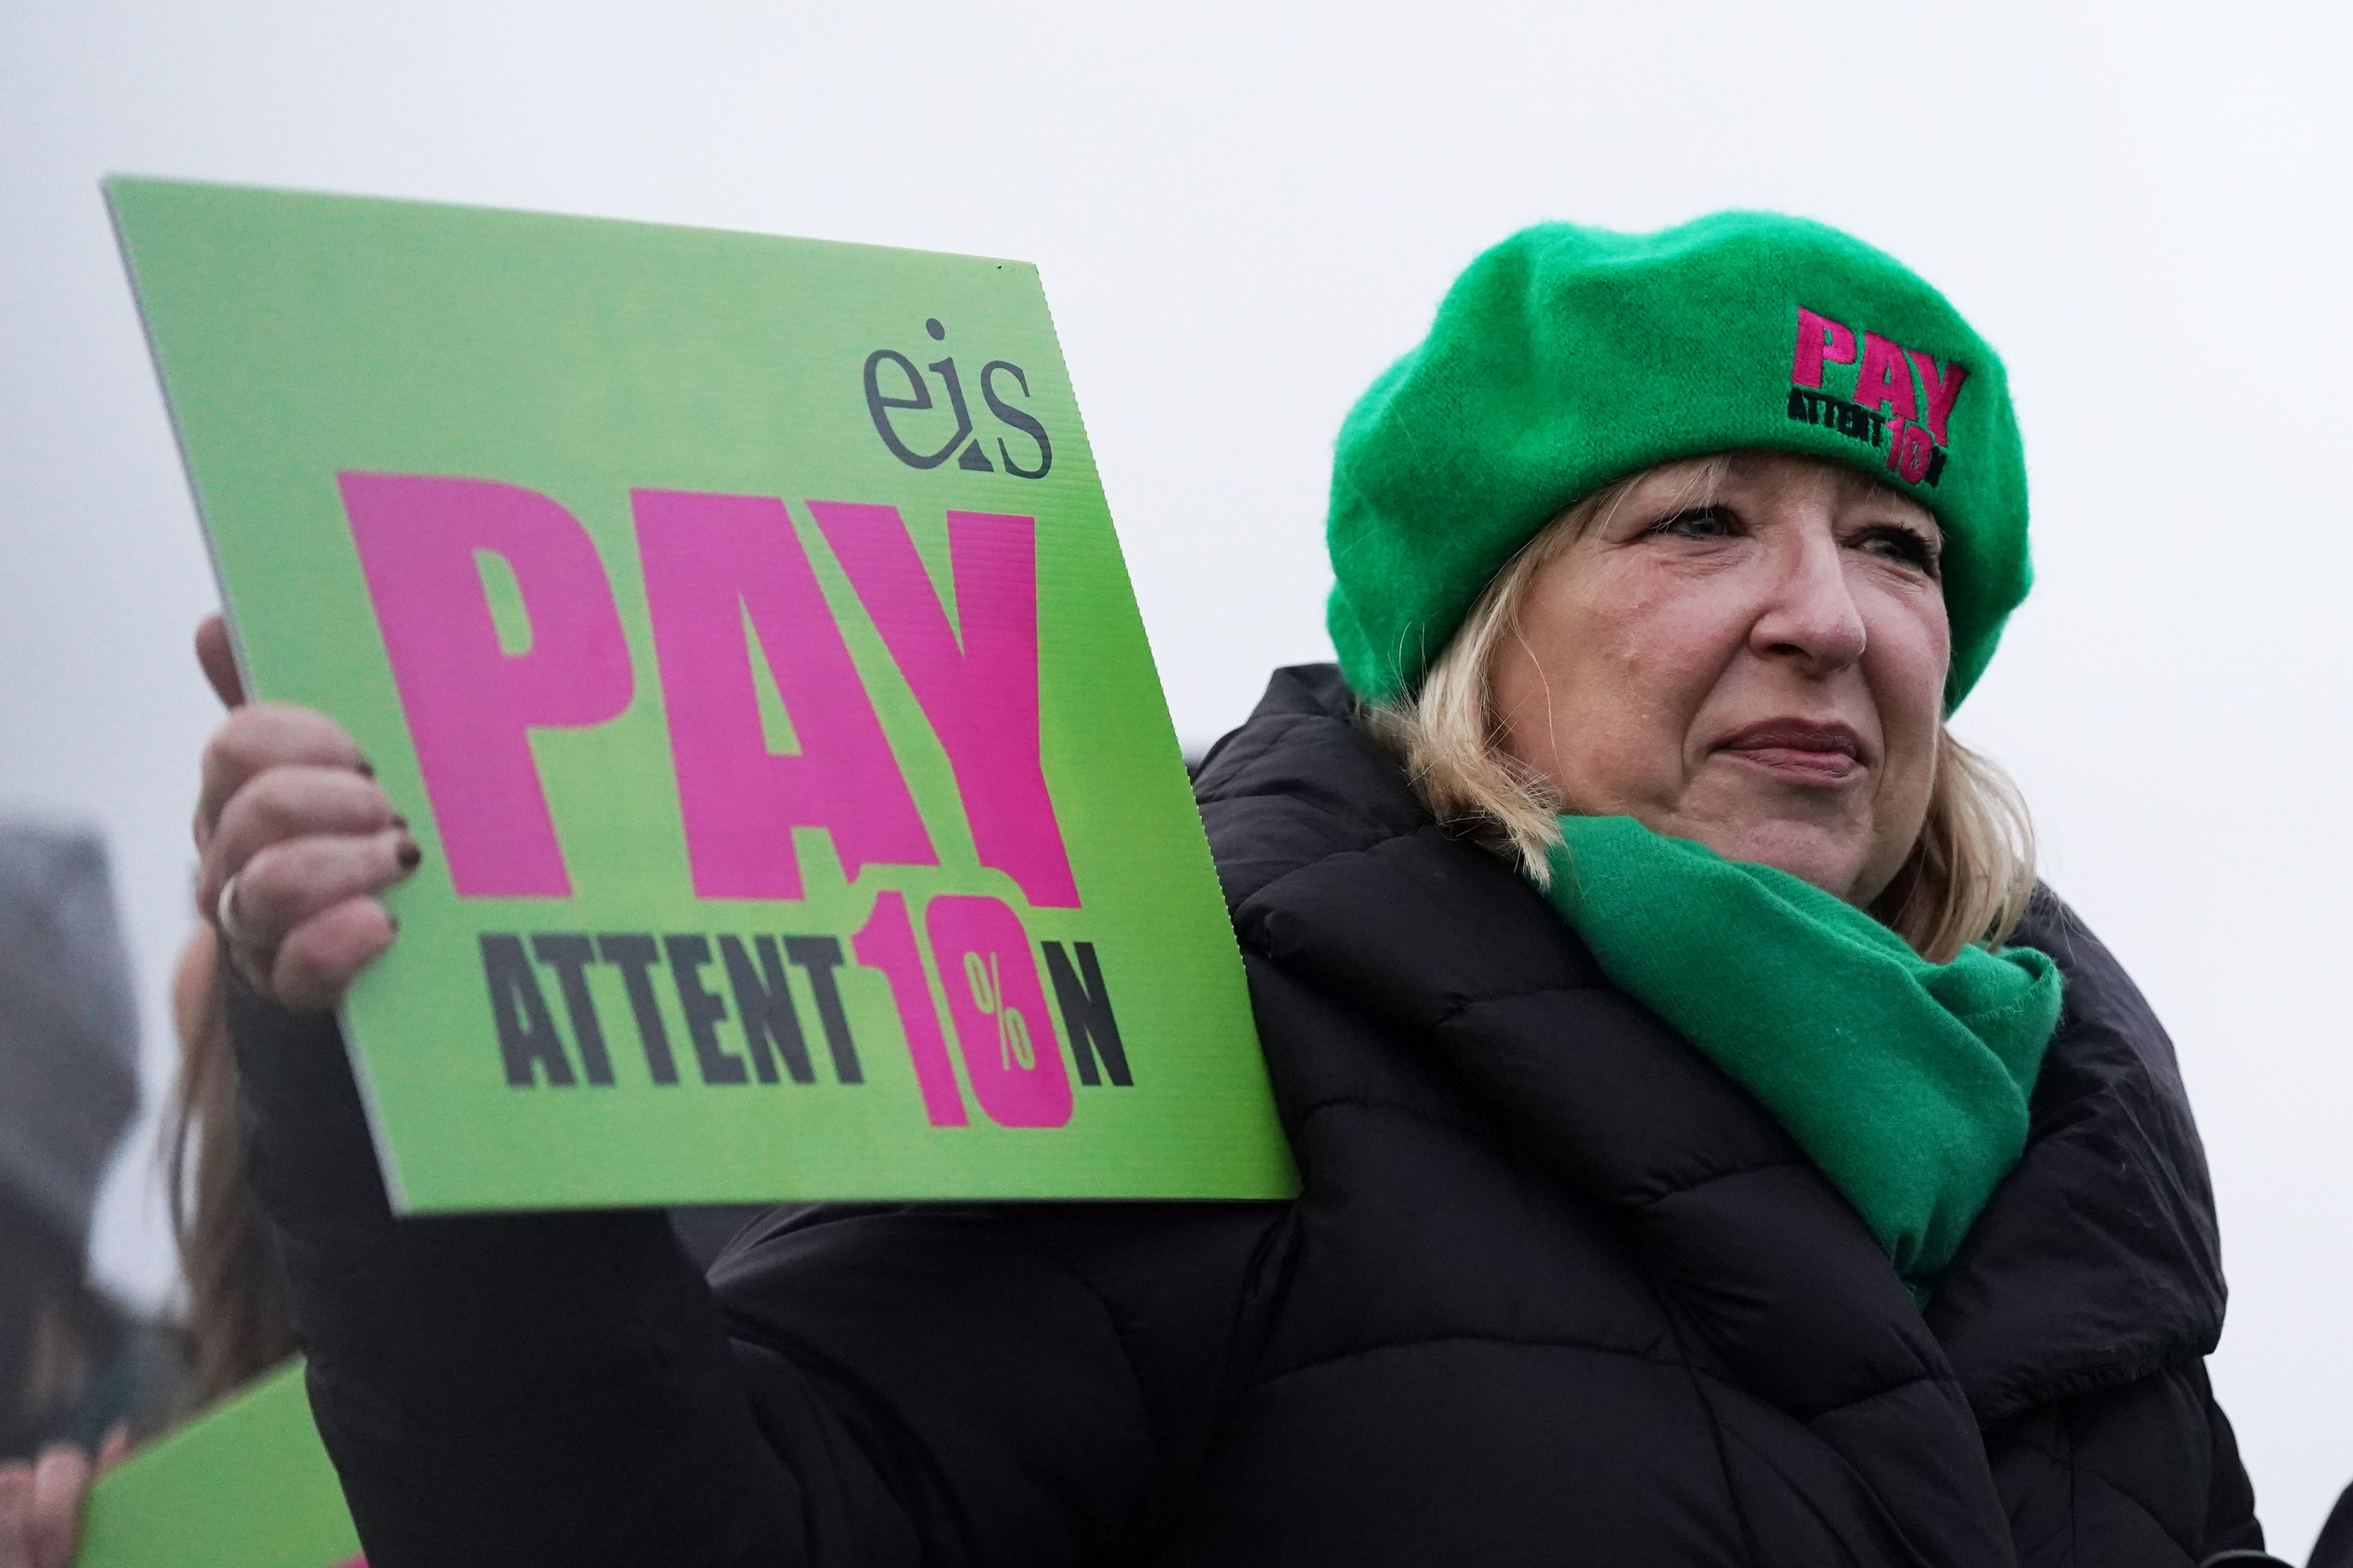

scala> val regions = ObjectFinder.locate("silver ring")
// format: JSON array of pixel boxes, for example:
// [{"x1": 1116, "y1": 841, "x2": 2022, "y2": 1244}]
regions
[{"x1": 215, "y1": 871, "x2": 263, "y2": 953}]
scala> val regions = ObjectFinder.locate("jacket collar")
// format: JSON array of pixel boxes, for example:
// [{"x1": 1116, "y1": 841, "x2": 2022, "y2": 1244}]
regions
[{"x1": 1926, "y1": 892, "x2": 2226, "y2": 1424}]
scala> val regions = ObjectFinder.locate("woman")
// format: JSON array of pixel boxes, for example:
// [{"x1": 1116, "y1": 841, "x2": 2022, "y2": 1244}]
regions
[{"x1": 181, "y1": 215, "x2": 2269, "y2": 1565}]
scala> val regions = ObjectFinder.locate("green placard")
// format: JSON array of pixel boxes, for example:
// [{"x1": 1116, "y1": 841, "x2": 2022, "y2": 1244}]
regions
[
  {"x1": 110, "y1": 177, "x2": 1292, "y2": 1212},
  {"x1": 79, "y1": 1361, "x2": 361, "y2": 1568}
]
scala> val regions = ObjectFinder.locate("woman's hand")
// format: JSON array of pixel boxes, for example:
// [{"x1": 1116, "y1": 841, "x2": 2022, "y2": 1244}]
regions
[
  {"x1": 193, "y1": 620, "x2": 419, "y2": 1013},
  {"x1": 0, "y1": 1429, "x2": 132, "y2": 1568}
]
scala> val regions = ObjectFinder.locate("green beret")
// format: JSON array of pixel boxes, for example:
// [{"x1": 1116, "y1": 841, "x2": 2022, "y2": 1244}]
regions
[{"x1": 1326, "y1": 213, "x2": 2031, "y2": 712}]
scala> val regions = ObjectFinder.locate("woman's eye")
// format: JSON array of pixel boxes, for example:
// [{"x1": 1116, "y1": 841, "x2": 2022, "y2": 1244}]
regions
[
  {"x1": 1649, "y1": 506, "x2": 1736, "y2": 540},
  {"x1": 1857, "y1": 527, "x2": 1939, "y2": 573}
]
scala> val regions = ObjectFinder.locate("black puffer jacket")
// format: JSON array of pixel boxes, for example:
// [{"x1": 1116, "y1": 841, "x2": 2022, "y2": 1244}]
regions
[{"x1": 237, "y1": 664, "x2": 2264, "y2": 1567}]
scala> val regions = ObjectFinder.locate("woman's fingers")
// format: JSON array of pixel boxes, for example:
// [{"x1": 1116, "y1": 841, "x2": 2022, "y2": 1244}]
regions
[
  {"x1": 25, "y1": 1445, "x2": 91, "y2": 1568},
  {"x1": 268, "y1": 894, "x2": 400, "y2": 1012},
  {"x1": 195, "y1": 704, "x2": 369, "y2": 854},
  {"x1": 225, "y1": 829, "x2": 417, "y2": 957},
  {"x1": 201, "y1": 765, "x2": 401, "y2": 916},
  {"x1": 194, "y1": 613, "x2": 246, "y2": 710},
  {"x1": 192, "y1": 703, "x2": 416, "y2": 1011}
]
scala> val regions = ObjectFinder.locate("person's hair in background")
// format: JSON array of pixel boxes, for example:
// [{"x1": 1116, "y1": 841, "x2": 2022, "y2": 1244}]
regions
[
  {"x1": 1364, "y1": 454, "x2": 2037, "y2": 963},
  {"x1": 163, "y1": 924, "x2": 295, "y2": 1407},
  {"x1": 0, "y1": 824, "x2": 182, "y2": 1461}
]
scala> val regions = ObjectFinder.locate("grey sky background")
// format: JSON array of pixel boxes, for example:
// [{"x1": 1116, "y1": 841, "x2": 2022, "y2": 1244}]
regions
[{"x1": 6, "y1": 0, "x2": 2350, "y2": 1553}]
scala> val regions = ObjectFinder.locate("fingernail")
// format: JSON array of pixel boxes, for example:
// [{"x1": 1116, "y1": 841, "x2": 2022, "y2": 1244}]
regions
[{"x1": 396, "y1": 838, "x2": 422, "y2": 869}]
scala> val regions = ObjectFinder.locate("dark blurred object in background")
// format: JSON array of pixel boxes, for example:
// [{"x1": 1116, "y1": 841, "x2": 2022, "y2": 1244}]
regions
[{"x1": 0, "y1": 821, "x2": 183, "y2": 1459}]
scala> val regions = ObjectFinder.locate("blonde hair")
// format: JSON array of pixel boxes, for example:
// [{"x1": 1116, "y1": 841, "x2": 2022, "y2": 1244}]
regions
[
  {"x1": 165, "y1": 924, "x2": 296, "y2": 1409},
  {"x1": 1364, "y1": 459, "x2": 2037, "y2": 963}
]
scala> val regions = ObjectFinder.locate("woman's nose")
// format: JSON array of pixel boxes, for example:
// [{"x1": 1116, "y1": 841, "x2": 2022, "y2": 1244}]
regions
[{"x1": 1749, "y1": 531, "x2": 1868, "y2": 674}]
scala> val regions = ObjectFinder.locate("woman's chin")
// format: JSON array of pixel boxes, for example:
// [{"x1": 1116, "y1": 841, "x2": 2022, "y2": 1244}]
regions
[{"x1": 1666, "y1": 814, "x2": 1872, "y2": 904}]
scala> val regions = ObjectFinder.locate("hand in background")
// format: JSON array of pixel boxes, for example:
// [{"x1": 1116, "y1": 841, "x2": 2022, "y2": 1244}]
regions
[{"x1": 0, "y1": 1428, "x2": 131, "y2": 1568}]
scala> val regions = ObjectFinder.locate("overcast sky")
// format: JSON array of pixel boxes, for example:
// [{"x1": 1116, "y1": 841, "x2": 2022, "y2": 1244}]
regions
[{"x1": 6, "y1": 0, "x2": 2350, "y2": 1553}]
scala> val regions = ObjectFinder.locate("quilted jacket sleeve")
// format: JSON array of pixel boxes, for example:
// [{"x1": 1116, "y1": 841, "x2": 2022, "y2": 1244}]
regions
[
  {"x1": 1981, "y1": 1359, "x2": 2262, "y2": 1567},
  {"x1": 227, "y1": 975, "x2": 1276, "y2": 1568}
]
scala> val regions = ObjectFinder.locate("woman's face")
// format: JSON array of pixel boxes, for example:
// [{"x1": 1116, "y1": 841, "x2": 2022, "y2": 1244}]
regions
[{"x1": 1493, "y1": 452, "x2": 1950, "y2": 905}]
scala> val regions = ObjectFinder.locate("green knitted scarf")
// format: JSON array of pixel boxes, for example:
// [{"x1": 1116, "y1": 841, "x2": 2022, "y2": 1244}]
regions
[{"x1": 1538, "y1": 815, "x2": 2061, "y2": 1291}]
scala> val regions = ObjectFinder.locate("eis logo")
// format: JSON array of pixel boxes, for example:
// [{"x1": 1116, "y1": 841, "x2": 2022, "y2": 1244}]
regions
[
  {"x1": 863, "y1": 318, "x2": 1054, "y2": 479},
  {"x1": 1786, "y1": 306, "x2": 1968, "y2": 488}
]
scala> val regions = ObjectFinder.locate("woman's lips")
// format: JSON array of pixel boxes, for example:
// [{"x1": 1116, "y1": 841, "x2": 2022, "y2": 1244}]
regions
[{"x1": 1713, "y1": 720, "x2": 1866, "y2": 784}]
